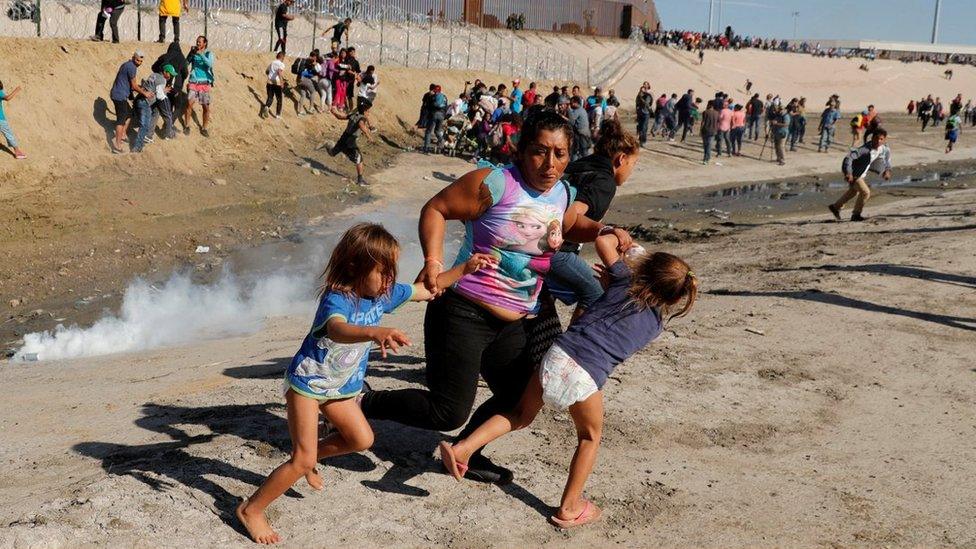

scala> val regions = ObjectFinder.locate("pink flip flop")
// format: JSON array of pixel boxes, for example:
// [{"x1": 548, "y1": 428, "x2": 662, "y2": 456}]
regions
[
  {"x1": 438, "y1": 441, "x2": 468, "y2": 481},
  {"x1": 549, "y1": 500, "x2": 602, "y2": 529}
]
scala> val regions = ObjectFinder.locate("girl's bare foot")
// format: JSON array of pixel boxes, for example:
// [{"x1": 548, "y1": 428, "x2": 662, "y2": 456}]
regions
[
  {"x1": 305, "y1": 467, "x2": 324, "y2": 491},
  {"x1": 236, "y1": 498, "x2": 281, "y2": 544}
]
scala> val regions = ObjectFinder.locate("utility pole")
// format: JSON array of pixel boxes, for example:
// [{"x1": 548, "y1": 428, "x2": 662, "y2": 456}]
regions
[
  {"x1": 931, "y1": 0, "x2": 942, "y2": 44},
  {"x1": 707, "y1": 0, "x2": 714, "y2": 34},
  {"x1": 792, "y1": 11, "x2": 799, "y2": 40}
]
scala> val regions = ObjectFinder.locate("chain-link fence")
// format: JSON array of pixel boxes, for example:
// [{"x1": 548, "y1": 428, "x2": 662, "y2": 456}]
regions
[{"x1": 1, "y1": 0, "x2": 643, "y2": 84}]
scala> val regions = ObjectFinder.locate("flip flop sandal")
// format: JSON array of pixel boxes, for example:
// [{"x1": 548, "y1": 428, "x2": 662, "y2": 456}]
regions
[
  {"x1": 438, "y1": 441, "x2": 468, "y2": 481},
  {"x1": 549, "y1": 499, "x2": 602, "y2": 529}
]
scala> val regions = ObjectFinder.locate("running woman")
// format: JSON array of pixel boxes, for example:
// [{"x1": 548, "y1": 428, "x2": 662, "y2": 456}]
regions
[{"x1": 440, "y1": 234, "x2": 697, "y2": 528}]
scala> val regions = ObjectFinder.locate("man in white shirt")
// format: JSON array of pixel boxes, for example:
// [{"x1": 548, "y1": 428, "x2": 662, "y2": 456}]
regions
[{"x1": 829, "y1": 128, "x2": 892, "y2": 222}]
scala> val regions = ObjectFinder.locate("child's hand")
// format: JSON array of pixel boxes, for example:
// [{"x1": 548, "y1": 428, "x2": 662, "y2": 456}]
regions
[
  {"x1": 462, "y1": 253, "x2": 497, "y2": 275},
  {"x1": 592, "y1": 263, "x2": 612, "y2": 290},
  {"x1": 371, "y1": 327, "x2": 411, "y2": 358}
]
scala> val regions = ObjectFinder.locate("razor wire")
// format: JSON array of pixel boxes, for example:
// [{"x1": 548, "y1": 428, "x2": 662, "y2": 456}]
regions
[{"x1": 1, "y1": 0, "x2": 639, "y2": 85}]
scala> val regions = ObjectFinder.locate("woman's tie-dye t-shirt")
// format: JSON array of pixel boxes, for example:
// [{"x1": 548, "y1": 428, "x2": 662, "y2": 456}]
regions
[{"x1": 452, "y1": 164, "x2": 575, "y2": 315}]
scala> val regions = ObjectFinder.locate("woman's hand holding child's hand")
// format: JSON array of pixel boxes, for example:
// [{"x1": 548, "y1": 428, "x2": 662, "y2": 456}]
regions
[
  {"x1": 370, "y1": 327, "x2": 411, "y2": 358},
  {"x1": 462, "y1": 253, "x2": 498, "y2": 275}
]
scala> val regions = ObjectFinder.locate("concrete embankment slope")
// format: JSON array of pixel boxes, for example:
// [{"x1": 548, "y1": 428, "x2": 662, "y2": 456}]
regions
[{"x1": 612, "y1": 45, "x2": 975, "y2": 112}]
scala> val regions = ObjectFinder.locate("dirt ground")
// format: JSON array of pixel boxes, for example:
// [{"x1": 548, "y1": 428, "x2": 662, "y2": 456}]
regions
[{"x1": 2, "y1": 145, "x2": 975, "y2": 548}]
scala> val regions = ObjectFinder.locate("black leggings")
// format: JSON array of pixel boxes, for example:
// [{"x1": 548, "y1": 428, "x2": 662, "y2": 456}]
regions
[
  {"x1": 361, "y1": 290, "x2": 536, "y2": 438},
  {"x1": 265, "y1": 83, "x2": 283, "y2": 116}
]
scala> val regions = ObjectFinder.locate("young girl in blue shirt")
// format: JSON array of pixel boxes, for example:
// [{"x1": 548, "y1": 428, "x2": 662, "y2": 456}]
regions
[{"x1": 237, "y1": 222, "x2": 494, "y2": 544}]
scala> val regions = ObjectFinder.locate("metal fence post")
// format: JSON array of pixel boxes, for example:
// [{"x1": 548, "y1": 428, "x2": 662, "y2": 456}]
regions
[
  {"x1": 586, "y1": 56, "x2": 590, "y2": 87},
  {"x1": 426, "y1": 16, "x2": 432, "y2": 69},
  {"x1": 448, "y1": 24, "x2": 453, "y2": 69},
  {"x1": 203, "y1": 0, "x2": 209, "y2": 40},
  {"x1": 378, "y1": 10, "x2": 384, "y2": 64},
  {"x1": 483, "y1": 30, "x2": 488, "y2": 71},
  {"x1": 311, "y1": 0, "x2": 318, "y2": 51},
  {"x1": 136, "y1": 0, "x2": 141, "y2": 41},
  {"x1": 466, "y1": 26, "x2": 472, "y2": 70},
  {"x1": 34, "y1": 0, "x2": 40, "y2": 36},
  {"x1": 405, "y1": 18, "x2": 410, "y2": 67},
  {"x1": 269, "y1": 0, "x2": 274, "y2": 52},
  {"x1": 496, "y1": 34, "x2": 501, "y2": 73}
]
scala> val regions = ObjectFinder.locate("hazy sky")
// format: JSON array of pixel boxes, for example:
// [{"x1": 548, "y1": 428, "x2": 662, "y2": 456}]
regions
[{"x1": 653, "y1": 0, "x2": 975, "y2": 46}]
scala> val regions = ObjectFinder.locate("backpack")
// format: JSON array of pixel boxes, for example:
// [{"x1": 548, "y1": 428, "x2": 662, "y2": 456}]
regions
[
  {"x1": 850, "y1": 115, "x2": 862, "y2": 129},
  {"x1": 290, "y1": 57, "x2": 308, "y2": 75},
  {"x1": 433, "y1": 93, "x2": 448, "y2": 110},
  {"x1": 488, "y1": 123, "x2": 506, "y2": 147}
]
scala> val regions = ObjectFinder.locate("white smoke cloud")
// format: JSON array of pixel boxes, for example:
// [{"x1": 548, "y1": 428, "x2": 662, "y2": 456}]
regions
[{"x1": 13, "y1": 269, "x2": 315, "y2": 362}]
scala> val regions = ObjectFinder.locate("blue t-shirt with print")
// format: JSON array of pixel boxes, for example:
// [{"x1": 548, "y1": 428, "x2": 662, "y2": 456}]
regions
[
  {"x1": 286, "y1": 283, "x2": 413, "y2": 399},
  {"x1": 555, "y1": 260, "x2": 663, "y2": 388}
]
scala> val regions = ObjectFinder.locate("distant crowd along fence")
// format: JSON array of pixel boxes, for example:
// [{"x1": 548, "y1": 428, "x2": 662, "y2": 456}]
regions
[{"x1": 1, "y1": 0, "x2": 646, "y2": 85}]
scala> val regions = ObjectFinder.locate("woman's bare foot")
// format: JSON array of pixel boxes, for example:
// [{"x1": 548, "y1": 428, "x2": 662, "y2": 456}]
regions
[
  {"x1": 305, "y1": 467, "x2": 324, "y2": 491},
  {"x1": 236, "y1": 498, "x2": 281, "y2": 544}
]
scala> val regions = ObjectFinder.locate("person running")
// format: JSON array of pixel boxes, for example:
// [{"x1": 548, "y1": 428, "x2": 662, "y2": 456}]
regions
[
  {"x1": 932, "y1": 98, "x2": 944, "y2": 127},
  {"x1": 109, "y1": 51, "x2": 153, "y2": 153},
  {"x1": 261, "y1": 51, "x2": 286, "y2": 119},
  {"x1": 272, "y1": 0, "x2": 295, "y2": 55},
  {"x1": 522, "y1": 82, "x2": 538, "y2": 108},
  {"x1": 183, "y1": 35, "x2": 214, "y2": 137},
  {"x1": 156, "y1": 0, "x2": 188, "y2": 43},
  {"x1": 0, "y1": 79, "x2": 27, "y2": 159},
  {"x1": 817, "y1": 102, "x2": 839, "y2": 153},
  {"x1": 359, "y1": 112, "x2": 631, "y2": 486},
  {"x1": 324, "y1": 17, "x2": 352, "y2": 50},
  {"x1": 236, "y1": 222, "x2": 495, "y2": 545},
  {"x1": 828, "y1": 129, "x2": 892, "y2": 222},
  {"x1": 907, "y1": 100, "x2": 915, "y2": 116},
  {"x1": 327, "y1": 99, "x2": 373, "y2": 186},
  {"x1": 439, "y1": 237, "x2": 697, "y2": 529},
  {"x1": 699, "y1": 101, "x2": 718, "y2": 165},
  {"x1": 945, "y1": 112, "x2": 962, "y2": 154}
]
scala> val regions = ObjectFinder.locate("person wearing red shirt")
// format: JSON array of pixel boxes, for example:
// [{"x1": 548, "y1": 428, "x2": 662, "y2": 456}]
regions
[{"x1": 522, "y1": 82, "x2": 538, "y2": 108}]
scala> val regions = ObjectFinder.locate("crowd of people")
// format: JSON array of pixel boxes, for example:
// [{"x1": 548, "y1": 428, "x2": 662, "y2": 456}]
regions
[
  {"x1": 908, "y1": 94, "x2": 971, "y2": 153},
  {"x1": 641, "y1": 25, "x2": 976, "y2": 67},
  {"x1": 413, "y1": 80, "x2": 626, "y2": 164}
]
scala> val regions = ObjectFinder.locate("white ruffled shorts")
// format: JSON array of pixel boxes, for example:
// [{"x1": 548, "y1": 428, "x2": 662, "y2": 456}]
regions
[{"x1": 539, "y1": 344, "x2": 599, "y2": 411}]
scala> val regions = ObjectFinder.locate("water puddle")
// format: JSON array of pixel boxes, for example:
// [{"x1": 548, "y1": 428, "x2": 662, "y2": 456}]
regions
[{"x1": 613, "y1": 167, "x2": 975, "y2": 234}]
